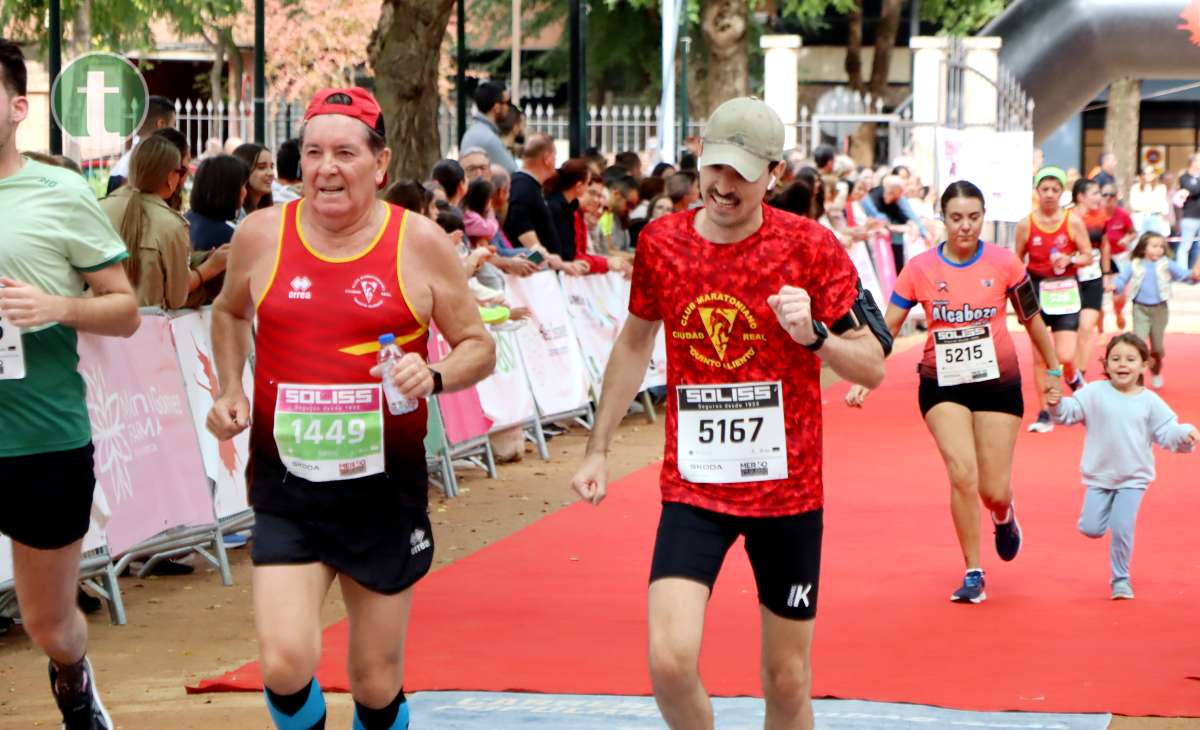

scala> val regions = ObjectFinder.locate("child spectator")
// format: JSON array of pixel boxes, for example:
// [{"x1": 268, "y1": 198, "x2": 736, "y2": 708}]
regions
[{"x1": 1049, "y1": 334, "x2": 1198, "y2": 599}]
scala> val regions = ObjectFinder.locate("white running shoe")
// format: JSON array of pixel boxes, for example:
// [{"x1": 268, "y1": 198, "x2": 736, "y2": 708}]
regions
[{"x1": 1027, "y1": 410, "x2": 1054, "y2": 433}]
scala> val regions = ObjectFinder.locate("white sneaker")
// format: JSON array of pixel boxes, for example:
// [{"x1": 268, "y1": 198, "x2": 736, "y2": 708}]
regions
[
  {"x1": 1027, "y1": 410, "x2": 1054, "y2": 433},
  {"x1": 1151, "y1": 374, "x2": 1164, "y2": 389}
]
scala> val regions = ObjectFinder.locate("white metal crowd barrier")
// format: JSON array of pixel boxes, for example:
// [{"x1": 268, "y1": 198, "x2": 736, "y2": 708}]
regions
[{"x1": 0, "y1": 270, "x2": 665, "y2": 625}]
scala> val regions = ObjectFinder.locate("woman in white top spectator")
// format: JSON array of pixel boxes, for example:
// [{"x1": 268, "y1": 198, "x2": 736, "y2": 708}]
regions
[{"x1": 1129, "y1": 166, "x2": 1171, "y2": 237}]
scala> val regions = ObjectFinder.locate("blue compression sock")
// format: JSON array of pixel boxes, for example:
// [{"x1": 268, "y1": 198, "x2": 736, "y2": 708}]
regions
[
  {"x1": 352, "y1": 688, "x2": 408, "y2": 730},
  {"x1": 264, "y1": 678, "x2": 326, "y2": 730}
]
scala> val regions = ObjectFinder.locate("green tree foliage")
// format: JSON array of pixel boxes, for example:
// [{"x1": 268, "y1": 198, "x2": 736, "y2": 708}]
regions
[
  {"x1": 919, "y1": 0, "x2": 1008, "y2": 35},
  {"x1": 1, "y1": 0, "x2": 159, "y2": 49}
]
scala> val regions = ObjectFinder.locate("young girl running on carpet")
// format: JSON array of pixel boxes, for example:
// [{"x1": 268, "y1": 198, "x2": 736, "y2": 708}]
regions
[
  {"x1": 1110, "y1": 232, "x2": 1200, "y2": 388},
  {"x1": 1048, "y1": 334, "x2": 1199, "y2": 599}
]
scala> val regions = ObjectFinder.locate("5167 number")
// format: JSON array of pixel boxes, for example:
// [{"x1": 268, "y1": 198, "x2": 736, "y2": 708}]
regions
[{"x1": 698, "y1": 417, "x2": 763, "y2": 445}]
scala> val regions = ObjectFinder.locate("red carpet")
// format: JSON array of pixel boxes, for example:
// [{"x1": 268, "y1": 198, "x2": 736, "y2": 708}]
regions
[{"x1": 192, "y1": 335, "x2": 1200, "y2": 717}]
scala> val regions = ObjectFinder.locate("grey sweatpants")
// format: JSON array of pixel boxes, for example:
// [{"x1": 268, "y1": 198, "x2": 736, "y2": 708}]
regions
[
  {"x1": 1132, "y1": 302, "x2": 1169, "y2": 373},
  {"x1": 1078, "y1": 487, "x2": 1146, "y2": 583}
]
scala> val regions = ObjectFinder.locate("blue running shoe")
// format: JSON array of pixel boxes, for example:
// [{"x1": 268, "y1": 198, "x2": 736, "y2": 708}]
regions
[
  {"x1": 951, "y1": 569, "x2": 986, "y2": 604},
  {"x1": 993, "y1": 505, "x2": 1022, "y2": 561}
]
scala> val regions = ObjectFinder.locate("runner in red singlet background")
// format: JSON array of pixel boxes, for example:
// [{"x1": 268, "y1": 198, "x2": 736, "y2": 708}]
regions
[
  {"x1": 570, "y1": 97, "x2": 890, "y2": 730},
  {"x1": 1100, "y1": 181, "x2": 1137, "y2": 329},
  {"x1": 1072, "y1": 178, "x2": 1107, "y2": 383},
  {"x1": 1014, "y1": 167, "x2": 1093, "y2": 433},
  {"x1": 206, "y1": 88, "x2": 494, "y2": 730}
]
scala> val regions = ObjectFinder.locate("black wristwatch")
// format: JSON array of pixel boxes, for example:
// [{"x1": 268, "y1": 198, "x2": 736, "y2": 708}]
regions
[
  {"x1": 428, "y1": 367, "x2": 444, "y2": 395},
  {"x1": 803, "y1": 320, "x2": 829, "y2": 352}
]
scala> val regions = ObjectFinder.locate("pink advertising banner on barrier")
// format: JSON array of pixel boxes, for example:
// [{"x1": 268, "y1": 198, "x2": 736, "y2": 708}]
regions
[
  {"x1": 504, "y1": 271, "x2": 592, "y2": 415},
  {"x1": 427, "y1": 326, "x2": 493, "y2": 446},
  {"x1": 169, "y1": 310, "x2": 252, "y2": 519},
  {"x1": 474, "y1": 328, "x2": 538, "y2": 431},
  {"x1": 77, "y1": 316, "x2": 215, "y2": 555}
]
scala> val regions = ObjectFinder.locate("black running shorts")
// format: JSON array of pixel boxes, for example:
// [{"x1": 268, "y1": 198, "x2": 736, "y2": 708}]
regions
[
  {"x1": 1029, "y1": 275, "x2": 1081, "y2": 332},
  {"x1": 1079, "y1": 277, "x2": 1104, "y2": 312},
  {"x1": 918, "y1": 377, "x2": 1024, "y2": 418},
  {"x1": 0, "y1": 444, "x2": 96, "y2": 550},
  {"x1": 249, "y1": 458, "x2": 434, "y2": 595},
  {"x1": 649, "y1": 502, "x2": 823, "y2": 621}
]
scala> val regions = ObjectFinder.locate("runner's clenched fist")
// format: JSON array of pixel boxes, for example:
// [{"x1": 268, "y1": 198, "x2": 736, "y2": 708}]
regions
[{"x1": 768, "y1": 286, "x2": 818, "y2": 347}]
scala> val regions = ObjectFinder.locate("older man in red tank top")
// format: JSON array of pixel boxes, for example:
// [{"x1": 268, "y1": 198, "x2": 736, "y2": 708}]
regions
[{"x1": 206, "y1": 88, "x2": 494, "y2": 730}]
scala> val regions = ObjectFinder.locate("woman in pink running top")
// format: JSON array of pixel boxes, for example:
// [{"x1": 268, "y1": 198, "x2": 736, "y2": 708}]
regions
[{"x1": 847, "y1": 181, "x2": 1062, "y2": 604}]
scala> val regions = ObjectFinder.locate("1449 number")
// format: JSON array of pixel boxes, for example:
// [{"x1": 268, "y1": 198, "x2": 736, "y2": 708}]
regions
[
  {"x1": 290, "y1": 418, "x2": 367, "y2": 446},
  {"x1": 698, "y1": 417, "x2": 763, "y2": 445}
]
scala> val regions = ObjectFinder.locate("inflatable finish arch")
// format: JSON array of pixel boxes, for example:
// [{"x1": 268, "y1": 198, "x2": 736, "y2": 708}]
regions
[{"x1": 982, "y1": 0, "x2": 1200, "y2": 142}]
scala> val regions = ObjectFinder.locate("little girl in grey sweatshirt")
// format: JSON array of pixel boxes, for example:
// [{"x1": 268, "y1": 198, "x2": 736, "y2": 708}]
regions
[{"x1": 1049, "y1": 333, "x2": 1198, "y2": 599}]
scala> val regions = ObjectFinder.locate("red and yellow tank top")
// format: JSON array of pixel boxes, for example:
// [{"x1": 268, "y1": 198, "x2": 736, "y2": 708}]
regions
[
  {"x1": 1024, "y1": 209, "x2": 1076, "y2": 279},
  {"x1": 251, "y1": 199, "x2": 429, "y2": 477}
]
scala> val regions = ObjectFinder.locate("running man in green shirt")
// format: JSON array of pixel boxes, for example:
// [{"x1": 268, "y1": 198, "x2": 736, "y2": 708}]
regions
[{"x1": 0, "y1": 38, "x2": 140, "y2": 730}]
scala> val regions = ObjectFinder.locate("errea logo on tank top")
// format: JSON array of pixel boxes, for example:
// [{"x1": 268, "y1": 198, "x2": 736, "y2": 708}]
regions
[
  {"x1": 346, "y1": 274, "x2": 392, "y2": 309},
  {"x1": 288, "y1": 276, "x2": 313, "y2": 300}
]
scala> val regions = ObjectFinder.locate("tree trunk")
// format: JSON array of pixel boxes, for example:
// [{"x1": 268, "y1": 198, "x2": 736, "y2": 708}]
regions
[
  {"x1": 701, "y1": 0, "x2": 748, "y2": 109},
  {"x1": 69, "y1": 0, "x2": 91, "y2": 56},
  {"x1": 844, "y1": 0, "x2": 864, "y2": 94},
  {"x1": 206, "y1": 30, "x2": 226, "y2": 106},
  {"x1": 848, "y1": 0, "x2": 902, "y2": 166},
  {"x1": 369, "y1": 0, "x2": 457, "y2": 181},
  {"x1": 1104, "y1": 77, "x2": 1140, "y2": 201},
  {"x1": 224, "y1": 28, "x2": 244, "y2": 114}
]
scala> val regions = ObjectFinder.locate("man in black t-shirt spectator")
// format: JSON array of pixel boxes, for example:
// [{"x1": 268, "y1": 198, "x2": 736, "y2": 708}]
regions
[
  {"x1": 501, "y1": 133, "x2": 585, "y2": 274},
  {"x1": 1177, "y1": 153, "x2": 1200, "y2": 269}
]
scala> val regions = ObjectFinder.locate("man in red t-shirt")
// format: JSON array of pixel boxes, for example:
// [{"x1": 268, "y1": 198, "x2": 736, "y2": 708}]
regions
[
  {"x1": 570, "y1": 98, "x2": 890, "y2": 730},
  {"x1": 1100, "y1": 182, "x2": 1137, "y2": 329}
]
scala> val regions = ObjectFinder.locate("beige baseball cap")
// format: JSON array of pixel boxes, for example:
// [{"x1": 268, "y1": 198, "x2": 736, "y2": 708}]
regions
[{"x1": 699, "y1": 97, "x2": 785, "y2": 182}]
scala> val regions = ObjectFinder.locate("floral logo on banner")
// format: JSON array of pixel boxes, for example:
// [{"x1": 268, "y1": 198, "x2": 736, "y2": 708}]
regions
[
  {"x1": 82, "y1": 366, "x2": 134, "y2": 503},
  {"x1": 82, "y1": 362, "x2": 189, "y2": 504},
  {"x1": 1182, "y1": 1, "x2": 1200, "y2": 46}
]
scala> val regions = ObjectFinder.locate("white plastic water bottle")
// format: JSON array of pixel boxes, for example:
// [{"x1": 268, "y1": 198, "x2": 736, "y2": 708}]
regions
[
  {"x1": 378, "y1": 333, "x2": 418, "y2": 416},
  {"x1": 1051, "y1": 246, "x2": 1066, "y2": 275}
]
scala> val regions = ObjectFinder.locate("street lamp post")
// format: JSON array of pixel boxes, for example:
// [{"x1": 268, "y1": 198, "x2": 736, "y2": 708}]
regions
[
  {"x1": 457, "y1": 0, "x2": 468, "y2": 147},
  {"x1": 254, "y1": 0, "x2": 265, "y2": 144},
  {"x1": 49, "y1": 0, "x2": 62, "y2": 154},
  {"x1": 568, "y1": 0, "x2": 587, "y2": 156}
]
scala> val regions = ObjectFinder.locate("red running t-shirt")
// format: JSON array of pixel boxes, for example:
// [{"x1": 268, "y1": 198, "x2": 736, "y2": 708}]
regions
[
  {"x1": 890, "y1": 242, "x2": 1029, "y2": 389},
  {"x1": 629, "y1": 205, "x2": 859, "y2": 517},
  {"x1": 1105, "y1": 207, "x2": 1135, "y2": 255}
]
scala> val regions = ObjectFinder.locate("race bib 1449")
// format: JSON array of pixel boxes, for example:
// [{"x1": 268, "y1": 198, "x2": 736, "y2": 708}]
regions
[
  {"x1": 273, "y1": 383, "x2": 384, "y2": 483},
  {"x1": 676, "y1": 381, "x2": 788, "y2": 484}
]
